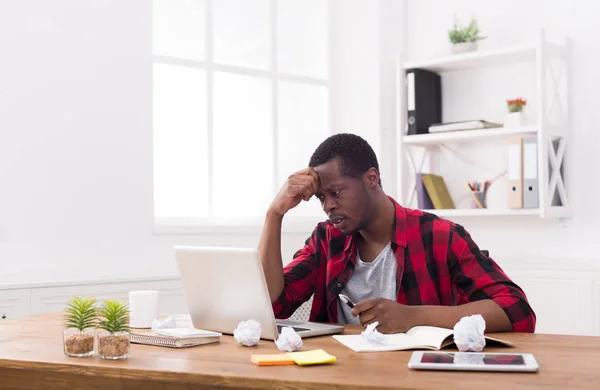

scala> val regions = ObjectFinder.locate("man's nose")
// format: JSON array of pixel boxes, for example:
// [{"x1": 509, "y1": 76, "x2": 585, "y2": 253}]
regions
[{"x1": 322, "y1": 196, "x2": 337, "y2": 213}]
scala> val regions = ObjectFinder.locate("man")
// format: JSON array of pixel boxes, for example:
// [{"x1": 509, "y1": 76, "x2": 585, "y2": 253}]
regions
[{"x1": 258, "y1": 133, "x2": 536, "y2": 333}]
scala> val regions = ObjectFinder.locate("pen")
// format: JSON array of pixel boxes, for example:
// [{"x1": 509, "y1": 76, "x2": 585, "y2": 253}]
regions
[{"x1": 339, "y1": 294, "x2": 355, "y2": 309}]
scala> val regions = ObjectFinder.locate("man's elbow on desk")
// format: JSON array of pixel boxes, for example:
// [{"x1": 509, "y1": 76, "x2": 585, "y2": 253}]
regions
[{"x1": 486, "y1": 293, "x2": 537, "y2": 333}]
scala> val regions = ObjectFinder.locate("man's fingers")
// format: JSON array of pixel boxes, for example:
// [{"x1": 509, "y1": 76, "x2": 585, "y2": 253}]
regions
[
  {"x1": 306, "y1": 168, "x2": 320, "y2": 184},
  {"x1": 294, "y1": 167, "x2": 319, "y2": 181},
  {"x1": 352, "y1": 298, "x2": 378, "y2": 316},
  {"x1": 358, "y1": 310, "x2": 377, "y2": 327},
  {"x1": 376, "y1": 325, "x2": 393, "y2": 334},
  {"x1": 288, "y1": 185, "x2": 313, "y2": 201},
  {"x1": 288, "y1": 176, "x2": 318, "y2": 199}
]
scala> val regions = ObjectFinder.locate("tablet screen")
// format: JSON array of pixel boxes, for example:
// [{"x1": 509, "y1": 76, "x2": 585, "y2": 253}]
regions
[{"x1": 421, "y1": 353, "x2": 526, "y2": 366}]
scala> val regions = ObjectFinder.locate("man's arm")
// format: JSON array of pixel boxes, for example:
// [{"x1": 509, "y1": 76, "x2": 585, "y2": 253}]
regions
[
  {"x1": 258, "y1": 210, "x2": 285, "y2": 301},
  {"x1": 446, "y1": 224, "x2": 536, "y2": 332},
  {"x1": 414, "y1": 300, "x2": 512, "y2": 332},
  {"x1": 270, "y1": 228, "x2": 322, "y2": 319},
  {"x1": 258, "y1": 168, "x2": 320, "y2": 301},
  {"x1": 352, "y1": 298, "x2": 511, "y2": 334}
]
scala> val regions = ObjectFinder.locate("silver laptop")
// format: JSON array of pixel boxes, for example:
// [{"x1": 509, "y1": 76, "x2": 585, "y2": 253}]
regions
[{"x1": 174, "y1": 246, "x2": 344, "y2": 341}]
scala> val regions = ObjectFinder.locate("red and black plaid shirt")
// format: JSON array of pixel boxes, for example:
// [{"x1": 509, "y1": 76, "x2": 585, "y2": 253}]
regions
[{"x1": 272, "y1": 197, "x2": 536, "y2": 332}]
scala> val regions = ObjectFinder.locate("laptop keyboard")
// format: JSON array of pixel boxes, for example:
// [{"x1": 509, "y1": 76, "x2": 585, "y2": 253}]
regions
[{"x1": 277, "y1": 324, "x2": 310, "y2": 333}]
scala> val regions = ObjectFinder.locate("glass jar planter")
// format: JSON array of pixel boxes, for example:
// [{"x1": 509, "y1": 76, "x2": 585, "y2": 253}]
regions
[
  {"x1": 96, "y1": 330, "x2": 130, "y2": 359},
  {"x1": 63, "y1": 328, "x2": 95, "y2": 357}
]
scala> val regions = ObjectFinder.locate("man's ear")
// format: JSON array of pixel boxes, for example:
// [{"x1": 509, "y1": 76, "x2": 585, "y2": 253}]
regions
[{"x1": 363, "y1": 168, "x2": 380, "y2": 189}]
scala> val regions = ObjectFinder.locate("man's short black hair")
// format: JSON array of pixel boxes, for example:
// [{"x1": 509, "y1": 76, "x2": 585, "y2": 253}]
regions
[{"x1": 309, "y1": 133, "x2": 381, "y2": 185}]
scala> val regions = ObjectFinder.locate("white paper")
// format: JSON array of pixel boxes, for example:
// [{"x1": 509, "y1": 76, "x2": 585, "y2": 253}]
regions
[
  {"x1": 361, "y1": 321, "x2": 387, "y2": 344},
  {"x1": 151, "y1": 315, "x2": 177, "y2": 332},
  {"x1": 275, "y1": 327, "x2": 303, "y2": 352},
  {"x1": 523, "y1": 142, "x2": 538, "y2": 179},
  {"x1": 508, "y1": 144, "x2": 521, "y2": 180},
  {"x1": 407, "y1": 72, "x2": 415, "y2": 111},
  {"x1": 153, "y1": 328, "x2": 222, "y2": 339},
  {"x1": 233, "y1": 319, "x2": 261, "y2": 347},
  {"x1": 453, "y1": 314, "x2": 486, "y2": 352}
]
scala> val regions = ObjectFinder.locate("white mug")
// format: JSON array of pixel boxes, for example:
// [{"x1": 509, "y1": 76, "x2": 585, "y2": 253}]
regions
[{"x1": 129, "y1": 290, "x2": 159, "y2": 328}]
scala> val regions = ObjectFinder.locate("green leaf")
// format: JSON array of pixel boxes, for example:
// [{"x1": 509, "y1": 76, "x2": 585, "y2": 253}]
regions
[
  {"x1": 62, "y1": 296, "x2": 98, "y2": 331},
  {"x1": 448, "y1": 17, "x2": 485, "y2": 44},
  {"x1": 96, "y1": 299, "x2": 130, "y2": 334}
]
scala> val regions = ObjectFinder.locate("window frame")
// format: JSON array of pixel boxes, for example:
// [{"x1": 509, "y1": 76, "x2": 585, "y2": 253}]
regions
[{"x1": 152, "y1": 0, "x2": 335, "y2": 234}]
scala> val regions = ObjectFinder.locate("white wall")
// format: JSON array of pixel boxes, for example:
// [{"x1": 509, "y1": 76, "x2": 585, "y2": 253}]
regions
[
  {"x1": 0, "y1": 0, "x2": 388, "y2": 284},
  {"x1": 331, "y1": 0, "x2": 405, "y2": 191},
  {"x1": 0, "y1": 0, "x2": 288, "y2": 282}
]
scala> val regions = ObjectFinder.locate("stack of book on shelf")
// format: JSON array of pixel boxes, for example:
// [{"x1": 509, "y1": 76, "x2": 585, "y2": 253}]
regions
[
  {"x1": 428, "y1": 120, "x2": 501, "y2": 133},
  {"x1": 415, "y1": 173, "x2": 455, "y2": 210}
]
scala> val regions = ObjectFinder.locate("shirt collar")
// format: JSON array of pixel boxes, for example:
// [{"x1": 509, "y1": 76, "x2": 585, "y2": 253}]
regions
[{"x1": 343, "y1": 196, "x2": 408, "y2": 251}]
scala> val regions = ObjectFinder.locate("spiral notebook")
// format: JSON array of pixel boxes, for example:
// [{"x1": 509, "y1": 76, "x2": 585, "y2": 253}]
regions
[{"x1": 130, "y1": 329, "x2": 221, "y2": 348}]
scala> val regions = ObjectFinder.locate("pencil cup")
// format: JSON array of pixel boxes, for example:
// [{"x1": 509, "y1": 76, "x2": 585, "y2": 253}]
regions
[{"x1": 471, "y1": 191, "x2": 487, "y2": 209}]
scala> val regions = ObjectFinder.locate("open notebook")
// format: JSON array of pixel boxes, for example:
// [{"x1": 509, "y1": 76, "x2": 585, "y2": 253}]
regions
[{"x1": 333, "y1": 326, "x2": 513, "y2": 353}]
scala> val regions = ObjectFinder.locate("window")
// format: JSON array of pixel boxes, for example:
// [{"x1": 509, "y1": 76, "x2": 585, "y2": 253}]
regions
[{"x1": 152, "y1": 0, "x2": 331, "y2": 229}]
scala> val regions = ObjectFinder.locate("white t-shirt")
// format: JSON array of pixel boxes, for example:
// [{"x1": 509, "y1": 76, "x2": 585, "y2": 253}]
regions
[{"x1": 337, "y1": 242, "x2": 397, "y2": 324}]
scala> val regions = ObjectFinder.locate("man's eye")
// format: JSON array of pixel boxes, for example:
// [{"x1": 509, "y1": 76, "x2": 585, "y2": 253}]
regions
[{"x1": 332, "y1": 190, "x2": 341, "y2": 196}]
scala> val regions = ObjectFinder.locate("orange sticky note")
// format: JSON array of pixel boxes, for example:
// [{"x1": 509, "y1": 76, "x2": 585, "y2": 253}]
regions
[{"x1": 250, "y1": 353, "x2": 295, "y2": 366}]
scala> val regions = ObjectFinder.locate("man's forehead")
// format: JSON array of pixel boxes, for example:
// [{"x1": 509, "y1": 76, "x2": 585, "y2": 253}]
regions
[
  {"x1": 313, "y1": 159, "x2": 341, "y2": 176},
  {"x1": 313, "y1": 160, "x2": 351, "y2": 191},
  {"x1": 313, "y1": 160, "x2": 342, "y2": 183}
]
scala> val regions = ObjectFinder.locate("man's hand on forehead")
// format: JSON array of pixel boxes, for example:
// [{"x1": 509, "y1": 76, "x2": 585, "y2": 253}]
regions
[
  {"x1": 268, "y1": 167, "x2": 321, "y2": 216},
  {"x1": 307, "y1": 168, "x2": 321, "y2": 196}
]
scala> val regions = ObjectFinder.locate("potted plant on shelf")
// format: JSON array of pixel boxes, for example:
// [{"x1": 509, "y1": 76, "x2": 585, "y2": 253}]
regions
[
  {"x1": 96, "y1": 299, "x2": 131, "y2": 359},
  {"x1": 448, "y1": 17, "x2": 485, "y2": 54},
  {"x1": 62, "y1": 296, "x2": 97, "y2": 357},
  {"x1": 505, "y1": 97, "x2": 527, "y2": 127}
]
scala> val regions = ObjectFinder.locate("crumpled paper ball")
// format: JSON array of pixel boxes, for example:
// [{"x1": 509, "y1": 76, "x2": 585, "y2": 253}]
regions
[
  {"x1": 234, "y1": 319, "x2": 262, "y2": 347},
  {"x1": 151, "y1": 316, "x2": 177, "y2": 332},
  {"x1": 361, "y1": 321, "x2": 387, "y2": 343},
  {"x1": 275, "y1": 326, "x2": 303, "y2": 352},
  {"x1": 453, "y1": 314, "x2": 486, "y2": 352}
]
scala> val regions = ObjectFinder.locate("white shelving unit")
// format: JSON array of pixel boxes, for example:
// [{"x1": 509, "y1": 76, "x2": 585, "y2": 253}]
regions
[
  {"x1": 395, "y1": 29, "x2": 571, "y2": 219},
  {"x1": 401, "y1": 125, "x2": 538, "y2": 146}
]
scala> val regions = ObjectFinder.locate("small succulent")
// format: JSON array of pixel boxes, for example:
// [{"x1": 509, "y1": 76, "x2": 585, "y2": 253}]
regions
[
  {"x1": 448, "y1": 17, "x2": 485, "y2": 44},
  {"x1": 63, "y1": 296, "x2": 98, "y2": 331},
  {"x1": 97, "y1": 299, "x2": 130, "y2": 334}
]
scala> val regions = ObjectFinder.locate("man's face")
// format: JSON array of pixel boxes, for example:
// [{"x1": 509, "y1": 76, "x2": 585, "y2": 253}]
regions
[{"x1": 313, "y1": 159, "x2": 376, "y2": 235}]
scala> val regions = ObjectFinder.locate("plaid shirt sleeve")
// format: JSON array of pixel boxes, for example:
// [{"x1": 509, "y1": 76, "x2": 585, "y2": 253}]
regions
[
  {"x1": 448, "y1": 224, "x2": 536, "y2": 333},
  {"x1": 271, "y1": 225, "x2": 323, "y2": 319}
]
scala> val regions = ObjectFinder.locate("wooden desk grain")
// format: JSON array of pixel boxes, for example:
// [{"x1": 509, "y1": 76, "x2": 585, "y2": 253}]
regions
[{"x1": 0, "y1": 313, "x2": 599, "y2": 390}]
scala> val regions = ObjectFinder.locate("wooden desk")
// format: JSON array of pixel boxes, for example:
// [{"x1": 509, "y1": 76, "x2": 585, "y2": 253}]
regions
[{"x1": 1, "y1": 313, "x2": 598, "y2": 390}]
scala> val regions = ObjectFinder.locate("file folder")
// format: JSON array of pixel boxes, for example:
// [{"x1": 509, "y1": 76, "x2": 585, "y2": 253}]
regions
[
  {"x1": 508, "y1": 136, "x2": 523, "y2": 208},
  {"x1": 415, "y1": 173, "x2": 434, "y2": 210},
  {"x1": 405, "y1": 69, "x2": 441, "y2": 135},
  {"x1": 421, "y1": 174, "x2": 455, "y2": 209},
  {"x1": 522, "y1": 136, "x2": 539, "y2": 208}
]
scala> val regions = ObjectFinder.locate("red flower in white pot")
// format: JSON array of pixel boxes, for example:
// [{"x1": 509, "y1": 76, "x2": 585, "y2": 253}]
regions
[{"x1": 504, "y1": 97, "x2": 527, "y2": 127}]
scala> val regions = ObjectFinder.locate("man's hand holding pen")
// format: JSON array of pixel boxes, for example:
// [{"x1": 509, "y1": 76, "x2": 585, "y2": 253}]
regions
[{"x1": 351, "y1": 298, "x2": 420, "y2": 334}]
